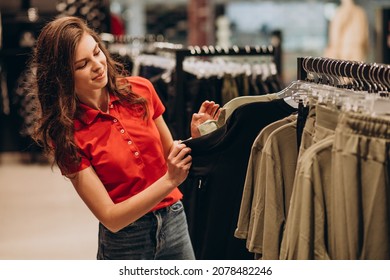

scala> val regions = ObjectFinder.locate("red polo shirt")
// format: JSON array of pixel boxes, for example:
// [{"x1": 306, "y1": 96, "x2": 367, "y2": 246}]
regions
[{"x1": 63, "y1": 76, "x2": 182, "y2": 211}]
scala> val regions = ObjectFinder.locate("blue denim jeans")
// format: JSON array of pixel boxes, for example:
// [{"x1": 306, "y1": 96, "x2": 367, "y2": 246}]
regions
[{"x1": 97, "y1": 200, "x2": 195, "y2": 260}]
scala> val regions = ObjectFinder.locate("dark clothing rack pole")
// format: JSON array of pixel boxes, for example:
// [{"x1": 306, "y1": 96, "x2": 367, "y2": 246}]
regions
[
  {"x1": 21, "y1": 0, "x2": 31, "y2": 10},
  {"x1": 297, "y1": 57, "x2": 307, "y2": 81},
  {"x1": 157, "y1": 45, "x2": 276, "y2": 139},
  {"x1": 297, "y1": 56, "x2": 390, "y2": 91}
]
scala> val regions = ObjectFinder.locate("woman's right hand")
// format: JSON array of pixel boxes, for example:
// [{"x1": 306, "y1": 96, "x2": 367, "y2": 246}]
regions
[{"x1": 165, "y1": 141, "x2": 192, "y2": 187}]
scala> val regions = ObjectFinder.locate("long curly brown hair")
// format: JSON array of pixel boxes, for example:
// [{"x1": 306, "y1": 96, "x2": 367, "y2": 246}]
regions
[{"x1": 30, "y1": 16, "x2": 147, "y2": 174}]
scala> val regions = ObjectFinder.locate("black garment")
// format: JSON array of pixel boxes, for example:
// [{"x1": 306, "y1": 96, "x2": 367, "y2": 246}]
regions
[
  {"x1": 181, "y1": 98, "x2": 297, "y2": 260},
  {"x1": 148, "y1": 72, "x2": 180, "y2": 139},
  {"x1": 256, "y1": 75, "x2": 271, "y2": 95}
]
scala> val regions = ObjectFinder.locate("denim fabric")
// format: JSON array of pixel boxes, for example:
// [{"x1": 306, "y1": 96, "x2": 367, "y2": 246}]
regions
[{"x1": 97, "y1": 201, "x2": 195, "y2": 260}]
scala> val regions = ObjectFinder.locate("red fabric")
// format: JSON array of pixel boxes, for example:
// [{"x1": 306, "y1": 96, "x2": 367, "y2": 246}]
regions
[
  {"x1": 110, "y1": 13, "x2": 125, "y2": 36},
  {"x1": 64, "y1": 76, "x2": 182, "y2": 211}
]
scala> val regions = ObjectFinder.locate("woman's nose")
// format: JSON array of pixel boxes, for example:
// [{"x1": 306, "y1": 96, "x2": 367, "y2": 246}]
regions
[{"x1": 92, "y1": 59, "x2": 103, "y2": 71}]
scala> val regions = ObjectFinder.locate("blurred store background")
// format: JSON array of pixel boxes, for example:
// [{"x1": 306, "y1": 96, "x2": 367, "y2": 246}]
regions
[
  {"x1": 1, "y1": 0, "x2": 390, "y2": 155},
  {"x1": 0, "y1": 0, "x2": 389, "y2": 259}
]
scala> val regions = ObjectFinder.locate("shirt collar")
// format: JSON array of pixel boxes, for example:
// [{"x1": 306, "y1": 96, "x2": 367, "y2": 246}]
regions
[{"x1": 74, "y1": 93, "x2": 119, "y2": 128}]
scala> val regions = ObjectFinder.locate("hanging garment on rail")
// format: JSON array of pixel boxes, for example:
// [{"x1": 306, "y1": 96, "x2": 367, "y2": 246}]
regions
[
  {"x1": 178, "y1": 70, "x2": 283, "y2": 139},
  {"x1": 235, "y1": 114, "x2": 297, "y2": 259},
  {"x1": 280, "y1": 109, "x2": 390, "y2": 260},
  {"x1": 180, "y1": 98, "x2": 297, "y2": 260},
  {"x1": 330, "y1": 112, "x2": 390, "y2": 259},
  {"x1": 233, "y1": 56, "x2": 390, "y2": 260},
  {"x1": 279, "y1": 105, "x2": 340, "y2": 260},
  {"x1": 132, "y1": 50, "x2": 283, "y2": 139}
]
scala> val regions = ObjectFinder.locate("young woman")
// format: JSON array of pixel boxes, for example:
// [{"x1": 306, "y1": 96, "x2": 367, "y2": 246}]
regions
[{"x1": 30, "y1": 16, "x2": 220, "y2": 260}]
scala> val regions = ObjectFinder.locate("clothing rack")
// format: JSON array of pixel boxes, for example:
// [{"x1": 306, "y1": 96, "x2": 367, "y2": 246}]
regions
[
  {"x1": 296, "y1": 56, "x2": 390, "y2": 151},
  {"x1": 100, "y1": 33, "x2": 167, "y2": 63},
  {"x1": 100, "y1": 33, "x2": 166, "y2": 45},
  {"x1": 155, "y1": 44, "x2": 278, "y2": 139},
  {"x1": 297, "y1": 57, "x2": 390, "y2": 92}
]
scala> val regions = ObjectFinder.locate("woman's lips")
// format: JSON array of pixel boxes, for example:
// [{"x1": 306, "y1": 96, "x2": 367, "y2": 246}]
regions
[{"x1": 93, "y1": 71, "x2": 105, "y2": 80}]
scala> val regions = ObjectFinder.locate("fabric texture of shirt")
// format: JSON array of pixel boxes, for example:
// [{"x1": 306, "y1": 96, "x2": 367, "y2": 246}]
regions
[
  {"x1": 235, "y1": 114, "x2": 296, "y2": 254},
  {"x1": 64, "y1": 76, "x2": 182, "y2": 211},
  {"x1": 297, "y1": 105, "x2": 316, "y2": 161},
  {"x1": 279, "y1": 136, "x2": 334, "y2": 260},
  {"x1": 330, "y1": 112, "x2": 390, "y2": 259},
  {"x1": 257, "y1": 120, "x2": 298, "y2": 259},
  {"x1": 279, "y1": 105, "x2": 340, "y2": 260}
]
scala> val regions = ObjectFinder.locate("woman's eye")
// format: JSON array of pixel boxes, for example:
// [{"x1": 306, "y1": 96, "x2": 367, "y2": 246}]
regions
[
  {"x1": 76, "y1": 62, "x2": 87, "y2": 70},
  {"x1": 94, "y1": 49, "x2": 101, "y2": 56}
]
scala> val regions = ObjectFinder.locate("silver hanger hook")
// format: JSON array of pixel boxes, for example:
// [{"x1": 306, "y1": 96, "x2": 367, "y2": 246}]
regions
[
  {"x1": 322, "y1": 57, "x2": 333, "y2": 85},
  {"x1": 338, "y1": 59, "x2": 350, "y2": 88},
  {"x1": 384, "y1": 64, "x2": 390, "y2": 92},
  {"x1": 355, "y1": 62, "x2": 365, "y2": 91},
  {"x1": 326, "y1": 58, "x2": 335, "y2": 86},
  {"x1": 377, "y1": 64, "x2": 387, "y2": 92},
  {"x1": 303, "y1": 56, "x2": 311, "y2": 74},
  {"x1": 314, "y1": 57, "x2": 323, "y2": 84},
  {"x1": 311, "y1": 56, "x2": 321, "y2": 83},
  {"x1": 345, "y1": 60, "x2": 359, "y2": 90},
  {"x1": 377, "y1": 64, "x2": 388, "y2": 92},
  {"x1": 362, "y1": 63, "x2": 373, "y2": 92},
  {"x1": 331, "y1": 59, "x2": 343, "y2": 87},
  {"x1": 335, "y1": 59, "x2": 343, "y2": 87},
  {"x1": 369, "y1": 63, "x2": 381, "y2": 93},
  {"x1": 303, "y1": 56, "x2": 313, "y2": 82}
]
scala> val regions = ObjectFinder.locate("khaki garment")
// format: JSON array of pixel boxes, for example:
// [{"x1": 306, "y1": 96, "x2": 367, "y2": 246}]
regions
[
  {"x1": 330, "y1": 112, "x2": 390, "y2": 259},
  {"x1": 280, "y1": 136, "x2": 334, "y2": 260},
  {"x1": 280, "y1": 105, "x2": 340, "y2": 260},
  {"x1": 235, "y1": 114, "x2": 296, "y2": 255},
  {"x1": 297, "y1": 105, "x2": 316, "y2": 161},
  {"x1": 259, "y1": 120, "x2": 298, "y2": 259}
]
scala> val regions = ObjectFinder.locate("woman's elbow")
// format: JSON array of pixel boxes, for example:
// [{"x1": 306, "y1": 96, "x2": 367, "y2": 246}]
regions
[
  {"x1": 98, "y1": 209, "x2": 136, "y2": 233},
  {"x1": 100, "y1": 219, "x2": 125, "y2": 233}
]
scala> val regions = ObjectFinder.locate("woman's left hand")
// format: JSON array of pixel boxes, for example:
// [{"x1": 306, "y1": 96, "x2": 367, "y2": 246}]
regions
[{"x1": 190, "y1": 101, "x2": 221, "y2": 138}]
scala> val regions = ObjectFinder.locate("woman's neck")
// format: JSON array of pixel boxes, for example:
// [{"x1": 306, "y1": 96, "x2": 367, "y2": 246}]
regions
[
  {"x1": 77, "y1": 88, "x2": 109, "y2": 113},
  {"x1": 98, "y1": 88, "x2": 110, "y2": 113}
]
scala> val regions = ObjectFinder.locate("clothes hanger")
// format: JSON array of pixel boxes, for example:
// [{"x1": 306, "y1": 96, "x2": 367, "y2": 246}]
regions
[
  {"x1": 275, "y1": 56, "x2": 340, "y2": 109},
  {"x1": 291, "y1": 58, "x2": 372, "y2": 113},
  {"x1": 366, "y1": 63, "x2": 390, "y2": 116},
  {"x1": 275, "y1": 56, "x2": 315, "y2": 99},
  {"x1": 286, "y1": 57, "x2": 335, "y2": 105},
  {"x1": 324, "y1": 60, "x2": 390, "y2": 115}
]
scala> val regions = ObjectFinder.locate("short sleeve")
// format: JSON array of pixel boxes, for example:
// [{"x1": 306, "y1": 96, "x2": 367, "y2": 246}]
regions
[
  {"x1": 59, "y1": 149, "x2": 91, "y2": 176},
  {"x1": 126, "y1": 76, "x2": 165, "y2": 120}
]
